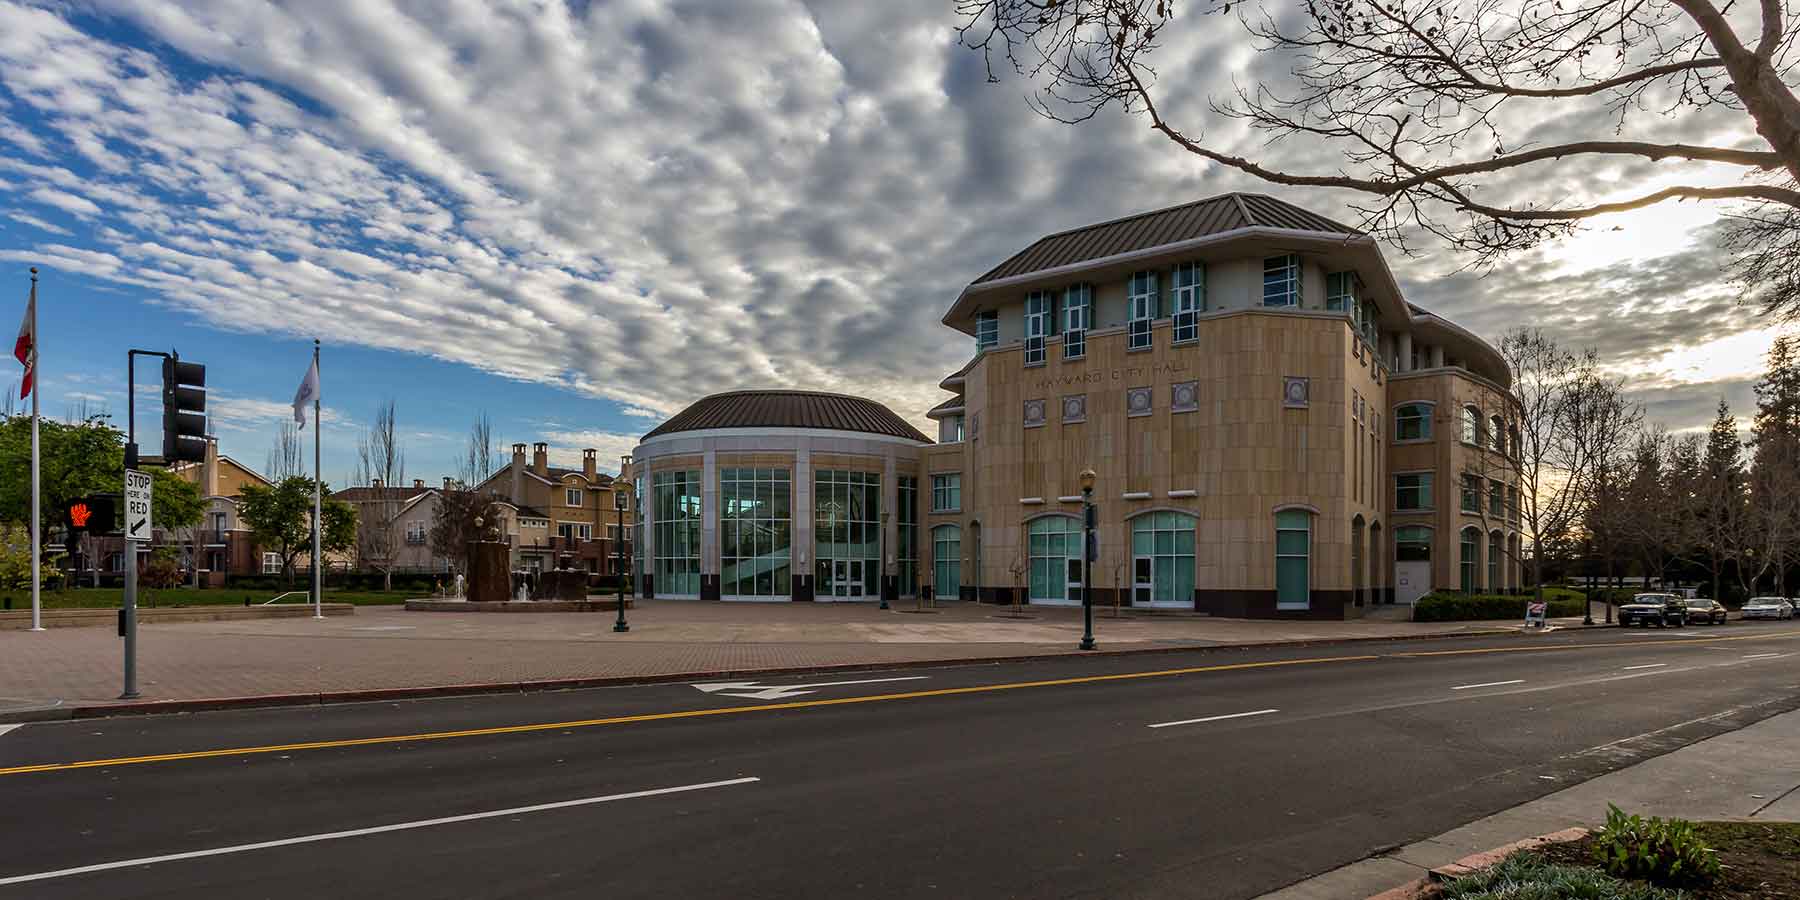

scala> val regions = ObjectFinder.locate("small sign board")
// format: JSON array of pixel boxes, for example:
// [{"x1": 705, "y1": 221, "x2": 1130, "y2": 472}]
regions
[
  {"x1": 1525, "y1": 600, "x2": 1547, "y2": 628},
  {"x1": 124, "y1": 469, "x2": 152, "y2": 543}
]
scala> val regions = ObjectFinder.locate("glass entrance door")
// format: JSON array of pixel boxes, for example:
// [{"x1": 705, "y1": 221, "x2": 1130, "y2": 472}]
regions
[
  {"x1": 828, "y1": 559, "x2": 866, "y2": 599},
  {"x1": 1066, "y1": 558, "x2": 1084, "y2": 604},
  {"x1": 1132, "y1": 557, "x2": 1153, "y2": 606}
]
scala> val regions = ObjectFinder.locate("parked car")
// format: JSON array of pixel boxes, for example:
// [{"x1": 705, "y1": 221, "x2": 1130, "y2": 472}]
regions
[
  {"x1": 1683, "y1": 598, "x2": 1728, "y2": 625},
  {"x1": 1618, "y1": 593, "x2": 1686, "y2": 627},
  {"x1": 1741, "y1": 597, "x2": 1796, "y2": 621}
]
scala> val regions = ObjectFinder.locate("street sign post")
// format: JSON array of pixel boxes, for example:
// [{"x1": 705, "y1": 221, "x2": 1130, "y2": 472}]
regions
[{"x1": 124, "y1": 470, "x2": 152, "y2": 542}]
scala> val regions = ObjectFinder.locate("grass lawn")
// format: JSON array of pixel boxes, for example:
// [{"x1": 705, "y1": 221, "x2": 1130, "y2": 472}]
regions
[
  {"x1": 0, "y1": 587, "x2": 418, "y2": 610},
  {"x1": 1450, "y1": 822, "x2": 1800, "y2": 899}
]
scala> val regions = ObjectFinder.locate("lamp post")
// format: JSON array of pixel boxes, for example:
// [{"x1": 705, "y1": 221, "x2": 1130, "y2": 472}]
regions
[
  {"x1": 1079, "y1": 467, "x2": 1097, "y2": 651},
  {"x1": 614, "y1": 459, "x2": 631, "y2": 633},
  {"x1": 879, "y1": 510, "x2": 891, "y2": 609}
]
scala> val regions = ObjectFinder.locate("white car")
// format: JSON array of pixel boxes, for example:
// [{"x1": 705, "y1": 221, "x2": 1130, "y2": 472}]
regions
[{"x1": 1741, "y1": 597, "x2": 1795, "y2": 620}]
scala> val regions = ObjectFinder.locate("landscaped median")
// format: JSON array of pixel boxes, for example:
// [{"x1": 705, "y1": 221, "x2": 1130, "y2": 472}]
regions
[
  {"x1": 1390, "y1": 810, "x2": 1799, "y2": 899},
  {"x1": 1412, "y1": 590, "x2": 1589, "y2": 622}
]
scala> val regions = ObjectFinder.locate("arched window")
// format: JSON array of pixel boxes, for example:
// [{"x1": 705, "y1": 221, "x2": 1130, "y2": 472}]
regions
[
  {"x1": 1131, "y1": 511, "x2": 1196, "y2": 606},
  {"x1": 1028, "y1": 516, "x2": 1082, "y2": 603},
  {"x1": 1460, "y1": 526, "x2": 1481, "y2": 593},
  {"x1": 1489, "y1": 415, "x2": 1505, "y2": 454},
  {"x1": 931, "y1": 524, "x2": 961, "y2": 600},
  {"x1": 1394, "y1": 403, "x2": 1433, "y2": 441},
  {"x1": 1275, "y1": 509, "x2": 1312, "y2": 609},
  {"x1": 1488, "y1": 531, "x2": 1503, "y2": 595},
  {"x1": 1461, "y1": 406, "x2": 1482, "y2": 445}
]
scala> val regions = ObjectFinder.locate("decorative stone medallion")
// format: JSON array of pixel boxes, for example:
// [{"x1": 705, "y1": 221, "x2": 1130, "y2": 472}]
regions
[
  {"x1": 1283, "y1": 376, "x2": 1310, "y2": 409},
  {"x1": 1062, "y1": 394, "x2": 1087, "y2": 424},
  {"x1": 1023, "y1": 398, "x2": 1047, "y2": 427},
  {"x1": 1126, "y1": 386, "x2": 1153, "y2": 417},
  {"x1": 1171, "y1": 381, "x2": 1199, "y2": 413}
]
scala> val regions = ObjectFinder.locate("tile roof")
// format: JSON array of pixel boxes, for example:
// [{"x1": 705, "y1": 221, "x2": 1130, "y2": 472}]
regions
[
  {"x1": 332, "y1": 485, "x2": 433, "y2": 503},
  {"x1": 643, "y1": 391, "x2": 931, "y2": 443},
  {"x1": 972, "y1": 193, "x2": 1362, "y2": 285}
]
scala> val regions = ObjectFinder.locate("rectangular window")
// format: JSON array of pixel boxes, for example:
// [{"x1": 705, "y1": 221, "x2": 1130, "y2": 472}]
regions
[
  {"x1": 1263, "y1": 254, "x2": 1301, "y2": 307},
  {"x1": 720, "y1": 467, "x2": 792, "y2": 598},
  {"x1": 1024, "y1": 290, "x2": 1051, "y2": 365},
  {"x1": 1489, "y1": 479, "x2": 1505, "y2": 517},
  {"x1": 1127, "y1": 270, "x2": 1157, "y2": 350},
  {"x1": 1062, "y1": 284, "x2": 1090, "y2": 359},
  {"x1": 1171, "y1": 262, "x2": 1203, "y2": 343},
  {"x1": 931, "y1": 473, "x2": 962, "y2": 512},
  {"x1": 565, "y1": 488, "x2": 583, "y2": 507},
  {"x1": 1361, "y1": 299, "x2": 1379, "y2": 345},
  {"x1": 653, "y1": 470, "x2": 703, "y2": 596},
  {"x1": 1461, "y1": 474, "x2": 1480, "y2": 513},
  {"x1": 1396, "y1": 473, "x2": 1433, "y2": 511},
  {"x1": 814, "y1": 470, "x2": 880, "y2": 598},
  {"x1": 262, "y1": 552, "x2": 281, "y2": 575},
  {"x1": 405, "y1": 521, "x2": 426, "y2": 544},
  {"x1": 897, "y1": 475, "x2": 918, "y2": 597},
  {"x1": 976, "y1": 311, "x2": 998, "y2": 351},
  {"x1": 939, "y1": 415, "x2": 964, "y2": 444},
  {"x1": 1275, "y1": 510, "x2": 1311, "y2": 609},
  {"x1": 1325, "y1": 271, "x2": 1355, "y2": 312}
]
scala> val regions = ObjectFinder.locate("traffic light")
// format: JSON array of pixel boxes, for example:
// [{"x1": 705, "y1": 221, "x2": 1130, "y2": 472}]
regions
[
  {"x1": 161, "y1": 354, "x2": 207, "y2": 463},
  {"x1": 63, "y1": 494, "x2": 117, "y2": 555}
]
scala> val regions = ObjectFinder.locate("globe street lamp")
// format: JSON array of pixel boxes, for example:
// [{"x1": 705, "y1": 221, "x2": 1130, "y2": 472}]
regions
[
  {"x1": 1079, "y1": 467, "x2": 1097, "y2": 651},
  {"x1": 614, "y1": 459, "x2": 632, "y2": 633}
]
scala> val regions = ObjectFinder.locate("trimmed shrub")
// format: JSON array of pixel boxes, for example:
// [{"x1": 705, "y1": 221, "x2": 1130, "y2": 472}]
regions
[
  {"x1": 1592, "y1": 804, "x2": 1720, "y2": 887},
  {"x1": 1413, "y1": 592, "x2": 1585, "y2": 621}
]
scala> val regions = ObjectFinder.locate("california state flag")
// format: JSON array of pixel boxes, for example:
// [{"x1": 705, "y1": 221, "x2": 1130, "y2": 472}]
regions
[{"x1": 13, "y1": 276, "x2": 33, "y2": 399}]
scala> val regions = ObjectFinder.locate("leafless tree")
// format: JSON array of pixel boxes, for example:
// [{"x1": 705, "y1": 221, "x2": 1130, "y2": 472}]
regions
[
  {"x1": 458, "y1": 412, "x2": 498, "y2": 489},
  {"x1": 957, "y1": 0, "x2": 1800, "y2": 314},
  {"x1": 1565, "y1": 373, "x2": 1644, "y2": 604},
  {"x1": 266, "y1": 420, "x2": 304, "y2": 481},
  {"x1": 429, "y1": 488, "x2": 502, "y2": 576},
  {"x1": 352, "y1": 399, "x2": 406, "y2": 591},
  {"x1": 1501, "y1": 328, "x2": 1612, "y2": 603}
]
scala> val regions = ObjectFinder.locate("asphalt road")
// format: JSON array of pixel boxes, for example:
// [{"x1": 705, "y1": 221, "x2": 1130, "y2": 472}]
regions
[{"x1": 1, "y1": 621, "x2": 1797, "y2": 900}]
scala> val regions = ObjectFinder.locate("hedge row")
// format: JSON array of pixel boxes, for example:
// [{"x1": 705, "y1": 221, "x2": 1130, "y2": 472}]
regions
[{"x1": 1413, "y1": 592, "x2": 1587, "y2": 621}]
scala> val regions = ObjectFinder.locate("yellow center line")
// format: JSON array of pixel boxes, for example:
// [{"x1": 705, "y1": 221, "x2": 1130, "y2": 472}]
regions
[
  {"x1": 0, "y1": 655, "x2": 1379, "y2": 777},
  {"x1": 5, "y1": 627, "x2": 1795, "y2": 778}
]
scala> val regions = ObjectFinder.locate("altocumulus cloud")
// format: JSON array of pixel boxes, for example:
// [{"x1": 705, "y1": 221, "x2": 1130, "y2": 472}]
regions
[{"x1": 0, "y1": 0, "x2": 1789, "y2": 434}]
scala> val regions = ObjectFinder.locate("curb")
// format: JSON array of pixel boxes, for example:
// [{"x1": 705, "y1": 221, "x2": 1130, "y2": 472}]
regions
[
  {"x1": 2, "y1": 625, "x2": 1523, "y2": 723},
  {"x1": 1365, "y1": 827, "x2": 1590, "y2": 900}
]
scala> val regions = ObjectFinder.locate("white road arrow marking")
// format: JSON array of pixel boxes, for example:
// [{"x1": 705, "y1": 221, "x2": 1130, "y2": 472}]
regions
[
  {"x1": 0, "y1": 724, "x2": 24, "y2": 740},
  {"x1": 689, "y1": 676, "x2": 929, "y2": 700}
]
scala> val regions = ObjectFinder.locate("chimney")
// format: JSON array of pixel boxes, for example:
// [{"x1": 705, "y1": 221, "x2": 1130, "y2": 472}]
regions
[
  {"x1": 582, "y1": 448, "x2": 597, "y2": 480},
  {"x1": 510, "y1": 443, "x2": 526, "y2": 502},
  {"x1": 533, "y1": 442, "x2": 549, "y2": 478},
  {"x1": 413, "y1": 479, "x2": 424, "y2": 489},
  {"x1": 372, "y1": 477, "x2": 383, "y2": 489},
  {"x1": 202, "y1": 436, "x2": 220, "y2": 497},
  {"x1": 443, "y1": 476, "x2": 454, "y2": 492}
]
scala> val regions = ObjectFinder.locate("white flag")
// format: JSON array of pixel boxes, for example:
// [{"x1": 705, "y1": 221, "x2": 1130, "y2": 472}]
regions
[{"x1": 292, "y1": 357, "x2": 319, "y2": 428}]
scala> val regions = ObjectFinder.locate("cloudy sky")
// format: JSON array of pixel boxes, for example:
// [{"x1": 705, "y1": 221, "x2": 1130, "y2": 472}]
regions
[{"x1": 0, "y1": 0, "x2": 1791, "y2": 483}]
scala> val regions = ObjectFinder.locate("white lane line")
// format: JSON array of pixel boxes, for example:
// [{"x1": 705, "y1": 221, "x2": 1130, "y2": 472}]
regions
[
  {"x1": 1149, "y1": 708, "x2": 1280, "y2": 729},
  {"x1": 0, "y1": 777, "x2": 760, "y2": 887},
  {"x1": 1450, "y1": 680, "x2": 1525, "y2": 691},
  {"x1": 1742, "y1": 653, "x2": 1785, "y2": 660},
  {"x1": 0, "y1": 724, "x2": 24, "y2": 739},
  {"x1": 1622, "y1": 663, "x2": 1667, "y2": 670}
]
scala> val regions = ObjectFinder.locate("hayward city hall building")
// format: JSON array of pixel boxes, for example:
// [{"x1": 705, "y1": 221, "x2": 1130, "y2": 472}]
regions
[{"x1": 629, "y1": 194, "x2": 1524, "y2": 618}]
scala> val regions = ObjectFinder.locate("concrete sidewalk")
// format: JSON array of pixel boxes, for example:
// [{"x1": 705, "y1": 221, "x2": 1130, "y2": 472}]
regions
[
  {"x1": 0, "y1": 600, "x2": 1520, "y2": 716},
  {"x1": 1261, "y1": 705, "x2": 1800, "y2": 899}
]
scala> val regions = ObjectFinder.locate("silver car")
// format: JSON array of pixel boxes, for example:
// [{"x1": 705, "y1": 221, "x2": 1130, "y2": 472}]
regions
[{"x1": 1741, "y1": 597, "x2": 1795, "y2": 620}]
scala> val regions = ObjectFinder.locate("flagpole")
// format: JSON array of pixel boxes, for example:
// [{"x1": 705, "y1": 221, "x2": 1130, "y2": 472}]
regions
[
  {"x1": 312, "y1": 339, "x2": 323, "y2": 620},
  {"x1": 28, "y1": 268, "x2": 42, "y2": 632}
]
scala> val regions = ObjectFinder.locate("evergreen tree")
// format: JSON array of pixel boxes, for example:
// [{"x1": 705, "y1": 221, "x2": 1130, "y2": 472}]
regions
[{"x1": 1748, "y1": 337, "x2": 1800, "y2": 595}]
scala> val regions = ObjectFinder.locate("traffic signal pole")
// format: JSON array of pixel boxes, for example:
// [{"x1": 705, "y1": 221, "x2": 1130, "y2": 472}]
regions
[{"x1": 120, "y1": 349, "x2": 207, "y2": 700}]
